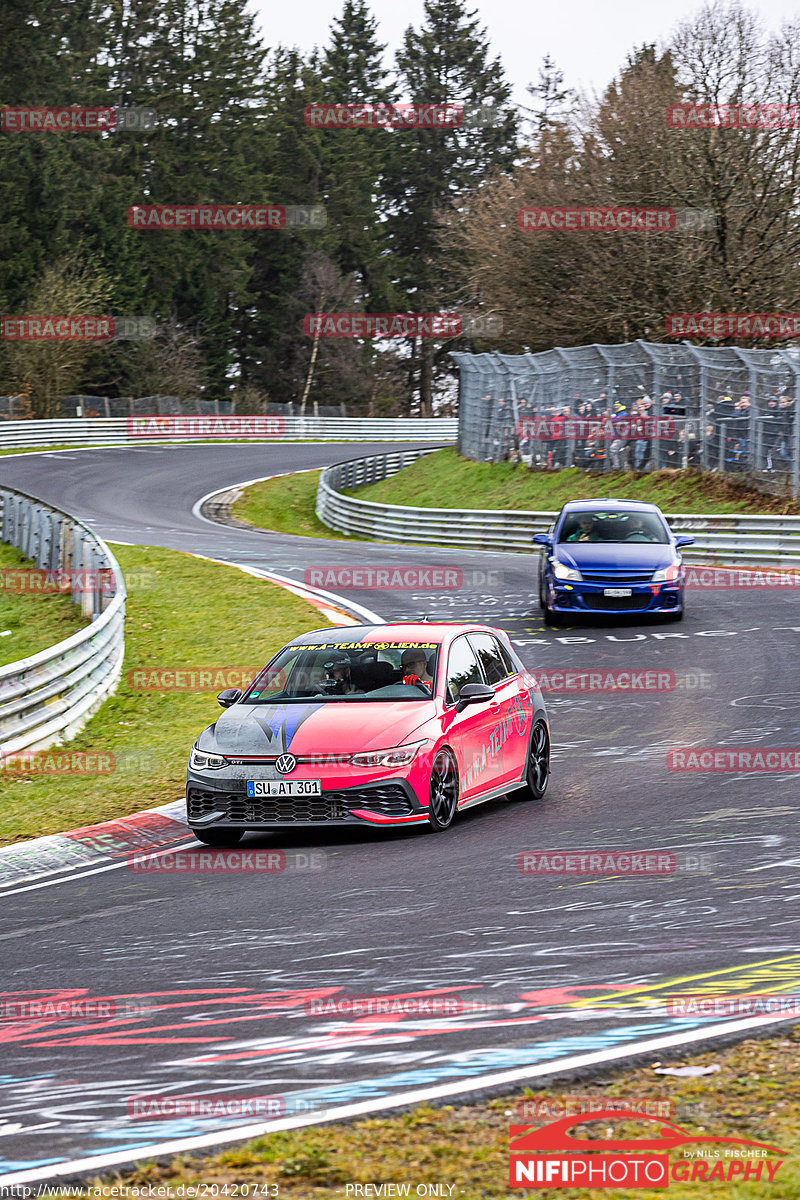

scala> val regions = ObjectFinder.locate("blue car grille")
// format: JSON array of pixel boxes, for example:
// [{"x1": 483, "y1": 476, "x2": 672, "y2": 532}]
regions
[
  {"x1": 584, "y1": 593, "x2": 652, "y2": 611},
  {"x1": 579, "y1": 571, "x2": 656, "y2": 584}
]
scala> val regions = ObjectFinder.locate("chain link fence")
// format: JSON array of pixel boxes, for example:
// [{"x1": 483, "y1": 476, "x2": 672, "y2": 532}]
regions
[{"x1": 451, "y1": 342, "x2": 800, "y2": 496}]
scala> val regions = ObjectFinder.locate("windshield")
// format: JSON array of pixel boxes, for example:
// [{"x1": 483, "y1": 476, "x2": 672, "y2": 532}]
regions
[
  {"x1": 558, "y1": 510, "x2": 669, "y2": 544},
  {"x1": 240, "y1": 641, "x2": 440, "y2": 703}
]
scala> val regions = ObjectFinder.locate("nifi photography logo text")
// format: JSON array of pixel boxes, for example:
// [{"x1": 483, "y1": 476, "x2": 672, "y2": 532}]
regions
[{"x1": 508, "y1": 1110, "x2": 785, "y2": 1188}]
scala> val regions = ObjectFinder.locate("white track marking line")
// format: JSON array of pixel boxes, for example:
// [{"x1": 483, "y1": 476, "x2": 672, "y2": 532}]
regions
[
  {"x1": 0, "y1": 1011, "x2": 796, "y2": 1185},
  {"x1": 0, "y1": 842, "x2": 201, "y2": 897}
]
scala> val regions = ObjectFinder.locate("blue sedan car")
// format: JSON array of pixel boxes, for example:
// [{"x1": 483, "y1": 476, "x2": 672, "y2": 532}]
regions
[{"x1": 534, "y1": 499, "x2": 694, "y2": 624}]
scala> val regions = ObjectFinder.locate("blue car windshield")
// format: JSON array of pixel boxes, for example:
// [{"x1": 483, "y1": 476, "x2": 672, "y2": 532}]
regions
[
  {"x1": 240, "y1": 641, "x2": 440, "y2": 702},
  {"x1": 558, "y1": 511, "x2": 669, "y2": 544}
]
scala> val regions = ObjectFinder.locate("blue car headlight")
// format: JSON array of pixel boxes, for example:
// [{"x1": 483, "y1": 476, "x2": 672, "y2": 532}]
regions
[
  {"x1": 553, "y1": 561, "x2": 582, "y2": 582},
  {"x1": 652, "y1": 562, "x2": 681, "y2": 583}
]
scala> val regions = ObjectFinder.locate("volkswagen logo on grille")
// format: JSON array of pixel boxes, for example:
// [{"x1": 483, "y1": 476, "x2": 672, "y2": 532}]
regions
[{"x1": 275, "y1": 753, "x2": 297, "y2": 775}]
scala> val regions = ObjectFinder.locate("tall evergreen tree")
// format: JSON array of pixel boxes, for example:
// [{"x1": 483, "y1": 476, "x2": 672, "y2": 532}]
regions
[
  {"x1": 320, "y1": 0, "x2": 394, "y2": 311},
  {"x1": 388, "y1": 0, "x2": 518, "y2": 412}
]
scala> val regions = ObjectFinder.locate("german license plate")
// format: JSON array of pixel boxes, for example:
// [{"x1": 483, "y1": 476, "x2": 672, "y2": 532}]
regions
[
  {"x1": 247, "y1": 779, "x2": 322, "y2": 797},
  {"x1": 604, "y1": 587, "x2": 632, "y2": 597}
]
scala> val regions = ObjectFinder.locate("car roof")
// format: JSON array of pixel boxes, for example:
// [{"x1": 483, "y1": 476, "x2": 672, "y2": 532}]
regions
[
  {"x1": 559, "y1": 498, "x2": 663, "y2": 514},
  {"x1": 288, "y1": 623, "x2": 500, "y2": 647}
]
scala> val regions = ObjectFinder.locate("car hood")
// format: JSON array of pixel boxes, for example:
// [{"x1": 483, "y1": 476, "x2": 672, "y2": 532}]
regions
[
  {"x1": 555, "y1": 543, "x2": 674, "y2": 572},
  {"x1": 200, "y1": 701, "x2": 436, "y2": 755}
]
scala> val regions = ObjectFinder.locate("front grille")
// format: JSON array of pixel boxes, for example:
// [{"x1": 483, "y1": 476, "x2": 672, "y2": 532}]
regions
[
  {"x1": 583, "y1": 593, "x2": 652, "y2": 611},
  {"x1": 187, "y1": 790, "x2": 216, "y2": 821},
  {"x1": 581, "y1": 571, "x2": 655, "y2": 584},
  {"x1": 327, "y1": 785, "x2": 413, "y2": 816},
  {"x1": 228, "y1": 795, "x2": 346, "y2": 822},
  {"x1": 188, "y1": 785, "x2": 412, "y2": 823}
]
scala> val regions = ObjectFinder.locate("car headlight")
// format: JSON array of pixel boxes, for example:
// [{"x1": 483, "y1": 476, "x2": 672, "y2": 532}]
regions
[
  {"x1": 190, "y1": 746, "x2": 227, "y2": 770},
  {"x1": 553, "y1": 561, "x2": 582, "y2": 582},
  {"x1": 652, "y1": 563, "x2": 681, "y2": 583},
  {"x1": 351, "y1": 739, "x2": 428, "y2": 768}
]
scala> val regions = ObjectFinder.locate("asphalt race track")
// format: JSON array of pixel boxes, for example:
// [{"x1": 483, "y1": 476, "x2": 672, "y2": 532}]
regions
[{"x1": 2, "y1": 443, "x2": 800, "y2": 1181}]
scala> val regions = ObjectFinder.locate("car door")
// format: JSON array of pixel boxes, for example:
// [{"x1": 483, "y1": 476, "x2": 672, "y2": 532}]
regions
[
  {"x1": 440, "y1": 634, "x2": 498, "y2": 802},
  {"x1": 468, "y1": 632, "x2": 531, "y2": 787}
]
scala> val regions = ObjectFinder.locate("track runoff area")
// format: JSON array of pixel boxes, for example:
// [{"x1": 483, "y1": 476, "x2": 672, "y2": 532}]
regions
[{"x1": 0, "y1": 442, "x2": 798, "y2": 1190}]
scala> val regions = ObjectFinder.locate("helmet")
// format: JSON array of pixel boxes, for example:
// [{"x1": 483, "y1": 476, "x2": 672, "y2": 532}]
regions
[{"x1": 322, "y1": 653, "x2": 352, "y2": 694}]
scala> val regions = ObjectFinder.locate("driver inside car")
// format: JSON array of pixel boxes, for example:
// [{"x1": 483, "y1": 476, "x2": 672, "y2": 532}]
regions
[
  {"x1": 401, "y1": 648, "x2": 434, "y2": 693},
  {"x1": 322, "y1": 653, "x2": 362, "y2": 695},
  {"x1": 624, "y1": 515, "x2": 657, "y2": 542}
]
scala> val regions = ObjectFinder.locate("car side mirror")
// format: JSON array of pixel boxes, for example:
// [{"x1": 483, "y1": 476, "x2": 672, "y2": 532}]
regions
[
  {"x1": 217, "y1": 688, "x2": 242, "y2": 708},
  {"x1": 674, "y1": 535, "x2": 695, "y2": 548},
  {"x1": 532, "y1": 533, "x2": 552, "y2": 548},
  {"x1": 455, "y1": 682, "x2": 495, "y2": 713}
]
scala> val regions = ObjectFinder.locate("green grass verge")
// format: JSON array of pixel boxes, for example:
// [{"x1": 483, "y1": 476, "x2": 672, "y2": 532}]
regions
[
  {"x1": 351, "y1": 449, "x2": 800, "y2": 515},
  {"x1": 0, "y1": 542, "x2": 89, "y2": 667},
  {"x1": 75, "y1": 1030, "x2": 800, "y2": 1198},
  {"x1": 231, "y1": 452, "x2": 799, "y2": 549},
  {"x1": 231, "y1": 469, "x2": 358, "y2": 539},
  {"x1": 0, "y1": 544, "x2": 331, "y2": 845},
  {"x1": 0, "y1": 444, "x2": 84, "y2": 456}
]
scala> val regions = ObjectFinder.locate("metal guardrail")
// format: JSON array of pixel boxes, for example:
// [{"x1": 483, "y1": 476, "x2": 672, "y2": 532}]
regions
[
  {"x1": 316, "y1": 448, "x2": 800, "y2": 566},
  {"x1": 0, "y1": 489, "x2": 125, "y2": 758},
  {"x1": 0, "y1": 417, "x2": 458, "y2": 450}
]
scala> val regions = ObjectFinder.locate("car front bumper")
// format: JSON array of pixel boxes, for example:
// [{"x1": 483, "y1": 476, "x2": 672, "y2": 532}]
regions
[
  {"x1": 186, "y1": 775, "x2": 430, "y2": 830},
  {"x1": 547, "y1": 579, "x2": 683, "y2": 615}
]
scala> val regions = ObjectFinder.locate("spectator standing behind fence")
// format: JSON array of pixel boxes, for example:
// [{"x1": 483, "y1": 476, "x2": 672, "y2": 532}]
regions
[
  {"x1": 631, "y1": 396, "x2": 652, "y2": 471},
  {"x1": 574, "y1": 400, "x2": 593, "y2": 467},
  {"x1": 488, "y1": 396, "x2": 512, "y2": 462},
  {"x1": 660, "y1": 393, "x2": 681, "y2": 466},
  {"x1": 760, "y1": 394, "x2": 780, "y2": 471},
  {"x1": 607, "y1": 400, "x2": 629, "y2": 469},
  {"x1": 779, "y1": 395, "x2": 795, "y2": 469}
]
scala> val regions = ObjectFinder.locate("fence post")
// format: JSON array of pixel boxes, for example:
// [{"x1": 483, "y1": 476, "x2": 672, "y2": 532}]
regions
[{"x1": 793, "y1": 382, "x2": 800, "y2": 500}]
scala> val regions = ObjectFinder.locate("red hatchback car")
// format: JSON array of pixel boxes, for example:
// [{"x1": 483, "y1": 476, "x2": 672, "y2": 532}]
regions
[{"x1": 186, "y1": 622, "x2": 550, "y2": 843}]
